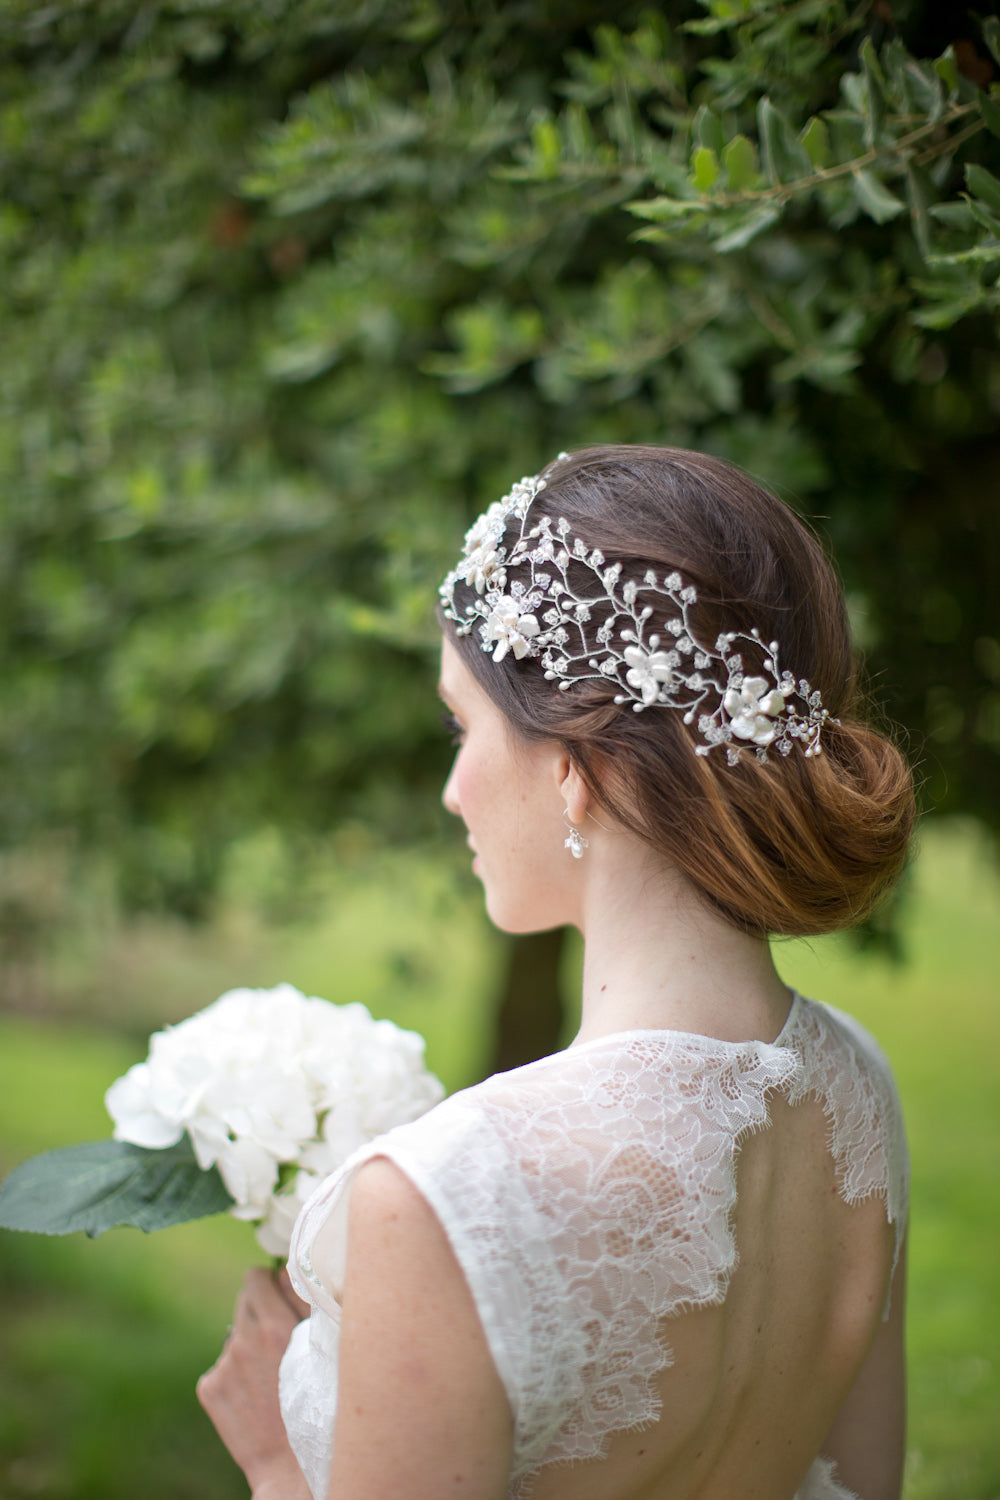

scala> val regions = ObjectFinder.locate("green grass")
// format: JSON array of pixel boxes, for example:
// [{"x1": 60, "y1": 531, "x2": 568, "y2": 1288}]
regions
[
  {"x1": 35, "y1": 846, "x2": 498, "y2": 1094},
  {"x1": 0, "y1": 1019, "x2": 264, "y2": 1499},
  {"x1": 0, "y1": 821, "x2": 997, "y2": 1499}
]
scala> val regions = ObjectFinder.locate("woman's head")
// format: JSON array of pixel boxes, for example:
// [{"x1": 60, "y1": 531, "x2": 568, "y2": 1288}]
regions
[{"x1": 439, "y1": 445, "x2": 915, "y2": 938}]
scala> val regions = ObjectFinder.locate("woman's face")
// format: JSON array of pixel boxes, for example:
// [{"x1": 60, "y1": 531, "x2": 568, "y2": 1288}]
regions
[{"x1": 439, "y1": 637, "x2": 572, "y2": 934}]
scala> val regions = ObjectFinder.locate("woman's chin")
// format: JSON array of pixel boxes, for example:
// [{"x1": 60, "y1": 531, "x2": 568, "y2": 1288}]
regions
[{"x1": 482, "y1": 889, "x2": 564, "y2": 937}]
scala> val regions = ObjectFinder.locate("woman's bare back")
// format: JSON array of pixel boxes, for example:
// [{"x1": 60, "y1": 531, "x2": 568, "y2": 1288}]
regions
[{"x1": 527, "y1": 1095, "x2": 901, "y2": 1500}]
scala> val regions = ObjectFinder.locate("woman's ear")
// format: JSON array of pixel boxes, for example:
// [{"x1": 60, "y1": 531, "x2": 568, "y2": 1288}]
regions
[{"x1": 556, "y1": 759, "x2": 590, "y2": 825}]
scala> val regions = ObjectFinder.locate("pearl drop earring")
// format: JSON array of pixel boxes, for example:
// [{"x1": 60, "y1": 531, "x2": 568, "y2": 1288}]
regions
[{"x1": 563, "y1": 809, "x2": 589, "y2": 859}]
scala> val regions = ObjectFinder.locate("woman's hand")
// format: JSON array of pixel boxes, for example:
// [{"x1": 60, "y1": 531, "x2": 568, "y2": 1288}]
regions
[{"x1": 197, "y1": 1267, "x2": 312, "y2": 1500}]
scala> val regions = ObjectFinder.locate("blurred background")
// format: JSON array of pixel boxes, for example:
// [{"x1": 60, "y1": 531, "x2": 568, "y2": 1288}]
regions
[{"x1": 0, "y1": 2, "x2": 997, "y2": 1497}]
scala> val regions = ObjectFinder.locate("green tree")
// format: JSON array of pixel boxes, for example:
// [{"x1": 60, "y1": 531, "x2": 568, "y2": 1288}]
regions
[{"x1": 1, "y1": 0, "x2": 997, "y2": 1055}]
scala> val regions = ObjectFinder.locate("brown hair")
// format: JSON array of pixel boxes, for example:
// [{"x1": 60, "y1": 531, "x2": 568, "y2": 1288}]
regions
[{"x1": 443, "y1": 445, "x2": 915, "y2": 938}]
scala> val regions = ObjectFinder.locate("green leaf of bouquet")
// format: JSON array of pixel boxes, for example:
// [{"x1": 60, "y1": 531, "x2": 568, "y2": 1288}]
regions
[{"x1": 0, "y1": 1136, "x2": 233, "y2": 1237}]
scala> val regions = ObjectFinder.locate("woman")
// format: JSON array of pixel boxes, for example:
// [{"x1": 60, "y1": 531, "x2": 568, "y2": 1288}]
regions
[{"x1": 198, "y1": 446, "x2": 914, "y2": 1500}]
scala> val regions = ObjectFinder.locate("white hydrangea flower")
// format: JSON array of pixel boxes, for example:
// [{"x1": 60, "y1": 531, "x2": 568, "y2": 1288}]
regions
[
  {"x1": 255, "y1": 1163, "x2": 331, "y2": 1257},
  {"x1": 722, "y1": 675, "x2": 788, "y2": 745},
  {"x1": 105, "y1": 984, "x2": 443, "y2": 1255}
]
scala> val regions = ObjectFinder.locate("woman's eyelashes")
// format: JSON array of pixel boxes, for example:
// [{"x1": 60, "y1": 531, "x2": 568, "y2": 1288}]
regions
[{"x1": 440, "y1": 711, "x2": 465, "y2": 746}]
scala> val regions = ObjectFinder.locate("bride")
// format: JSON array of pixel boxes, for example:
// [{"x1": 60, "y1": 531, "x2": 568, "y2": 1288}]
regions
[{"x1": 198, "y1": 446, "x2": 914, "y2": 1500}]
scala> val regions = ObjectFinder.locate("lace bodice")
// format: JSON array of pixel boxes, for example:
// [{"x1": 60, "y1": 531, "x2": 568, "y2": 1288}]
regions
[{"x1": 280, "y1": 994, "x2": 907, "y2": 1500}]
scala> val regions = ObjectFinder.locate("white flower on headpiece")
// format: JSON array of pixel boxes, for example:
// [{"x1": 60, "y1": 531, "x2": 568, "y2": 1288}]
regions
[
  {"x1": 459, "y1": 541, "x2": 504, "y2": 593},
  {"x1": 456, "y1": 506, "x2": 507, "y2": 593},
  {"x1": 484, "y1": 596, "x2": 540, "y2": 662},
  {"x1": 723, "y1": 676, "x2": 787, "y2": 746},
  {"x1": 462, "y1": 503, "x2": 501, "y2": 553},
  {"x1": 623, "y1": 645, "x2": 677, "y2": 706}
]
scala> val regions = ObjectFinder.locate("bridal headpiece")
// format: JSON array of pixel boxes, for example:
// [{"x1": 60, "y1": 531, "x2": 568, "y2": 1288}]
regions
[{"x1": 439, "y1": 462, "x2": 835, "y2": 764}]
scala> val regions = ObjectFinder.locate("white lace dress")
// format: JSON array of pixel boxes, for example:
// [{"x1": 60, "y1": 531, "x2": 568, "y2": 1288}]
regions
[{"x1": 280, "y1": 993, "x2": 908, "y2": 1500}]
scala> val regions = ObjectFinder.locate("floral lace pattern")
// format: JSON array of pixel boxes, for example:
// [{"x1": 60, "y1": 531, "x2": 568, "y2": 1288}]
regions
[{"x1": 280, "y1": 995, "x2": 907, "y2": 1500}]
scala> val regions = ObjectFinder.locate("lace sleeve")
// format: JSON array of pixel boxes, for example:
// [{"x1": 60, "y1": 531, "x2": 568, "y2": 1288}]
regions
[
  {"x1": 786, "y1": 1002, "x2": 909, "y2": 1306},
  {"x1": 286, "y1": 1091, "x2": 582, "y2": 1476}
]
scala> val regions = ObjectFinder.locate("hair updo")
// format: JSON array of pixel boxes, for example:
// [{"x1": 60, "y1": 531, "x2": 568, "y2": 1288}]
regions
[{"x1": 442, "y1": 444, "x2": 915, "y2": 938}]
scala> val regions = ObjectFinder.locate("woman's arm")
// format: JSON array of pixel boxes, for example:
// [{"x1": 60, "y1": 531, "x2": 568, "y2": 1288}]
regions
[
  {"x1": 318, "y1": 1156, "x2": 513, "y2": 1500},
  {"x1": 198, "y1": 1158, "x2": 512, "y2": 1500},
  {"x1": 820, "y1": 1232, "x2": 908, "y2": 1500}
]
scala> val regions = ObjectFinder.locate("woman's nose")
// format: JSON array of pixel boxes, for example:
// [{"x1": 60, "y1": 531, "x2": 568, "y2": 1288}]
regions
[{"x1": 442, "y1": 758, "x2": 461, "y2": 818}]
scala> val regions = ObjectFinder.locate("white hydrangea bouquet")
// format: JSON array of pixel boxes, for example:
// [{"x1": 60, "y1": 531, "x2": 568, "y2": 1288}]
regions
[{"x1": 0, "y1": 984, "x2": 444, "y2": 1257}]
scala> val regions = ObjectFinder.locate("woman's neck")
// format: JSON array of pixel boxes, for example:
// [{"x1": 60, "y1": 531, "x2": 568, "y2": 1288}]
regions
[{"x1": 569, "y1": 826, "x2": 792, "y2": 1048}]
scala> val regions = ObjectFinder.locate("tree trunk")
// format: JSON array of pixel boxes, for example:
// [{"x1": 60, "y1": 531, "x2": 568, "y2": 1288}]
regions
[{"x1": 488, "y1": 927, "x2": 566, "y2": 1076}]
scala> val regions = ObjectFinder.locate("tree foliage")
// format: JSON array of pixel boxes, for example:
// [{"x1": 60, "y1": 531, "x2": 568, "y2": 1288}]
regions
[{"x1": 1, "y1": 0, "x2": 998, "y2": 916}]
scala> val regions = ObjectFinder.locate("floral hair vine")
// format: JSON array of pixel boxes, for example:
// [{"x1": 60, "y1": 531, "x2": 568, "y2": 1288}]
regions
[{"x1": 439, "y1": 461, "x2": 836, "y2": 764}]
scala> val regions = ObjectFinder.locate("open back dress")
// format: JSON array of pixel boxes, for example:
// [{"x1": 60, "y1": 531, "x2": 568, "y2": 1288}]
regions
[{"x1": 279, "y1": 992, "x2": 907, "y2": 1500}]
